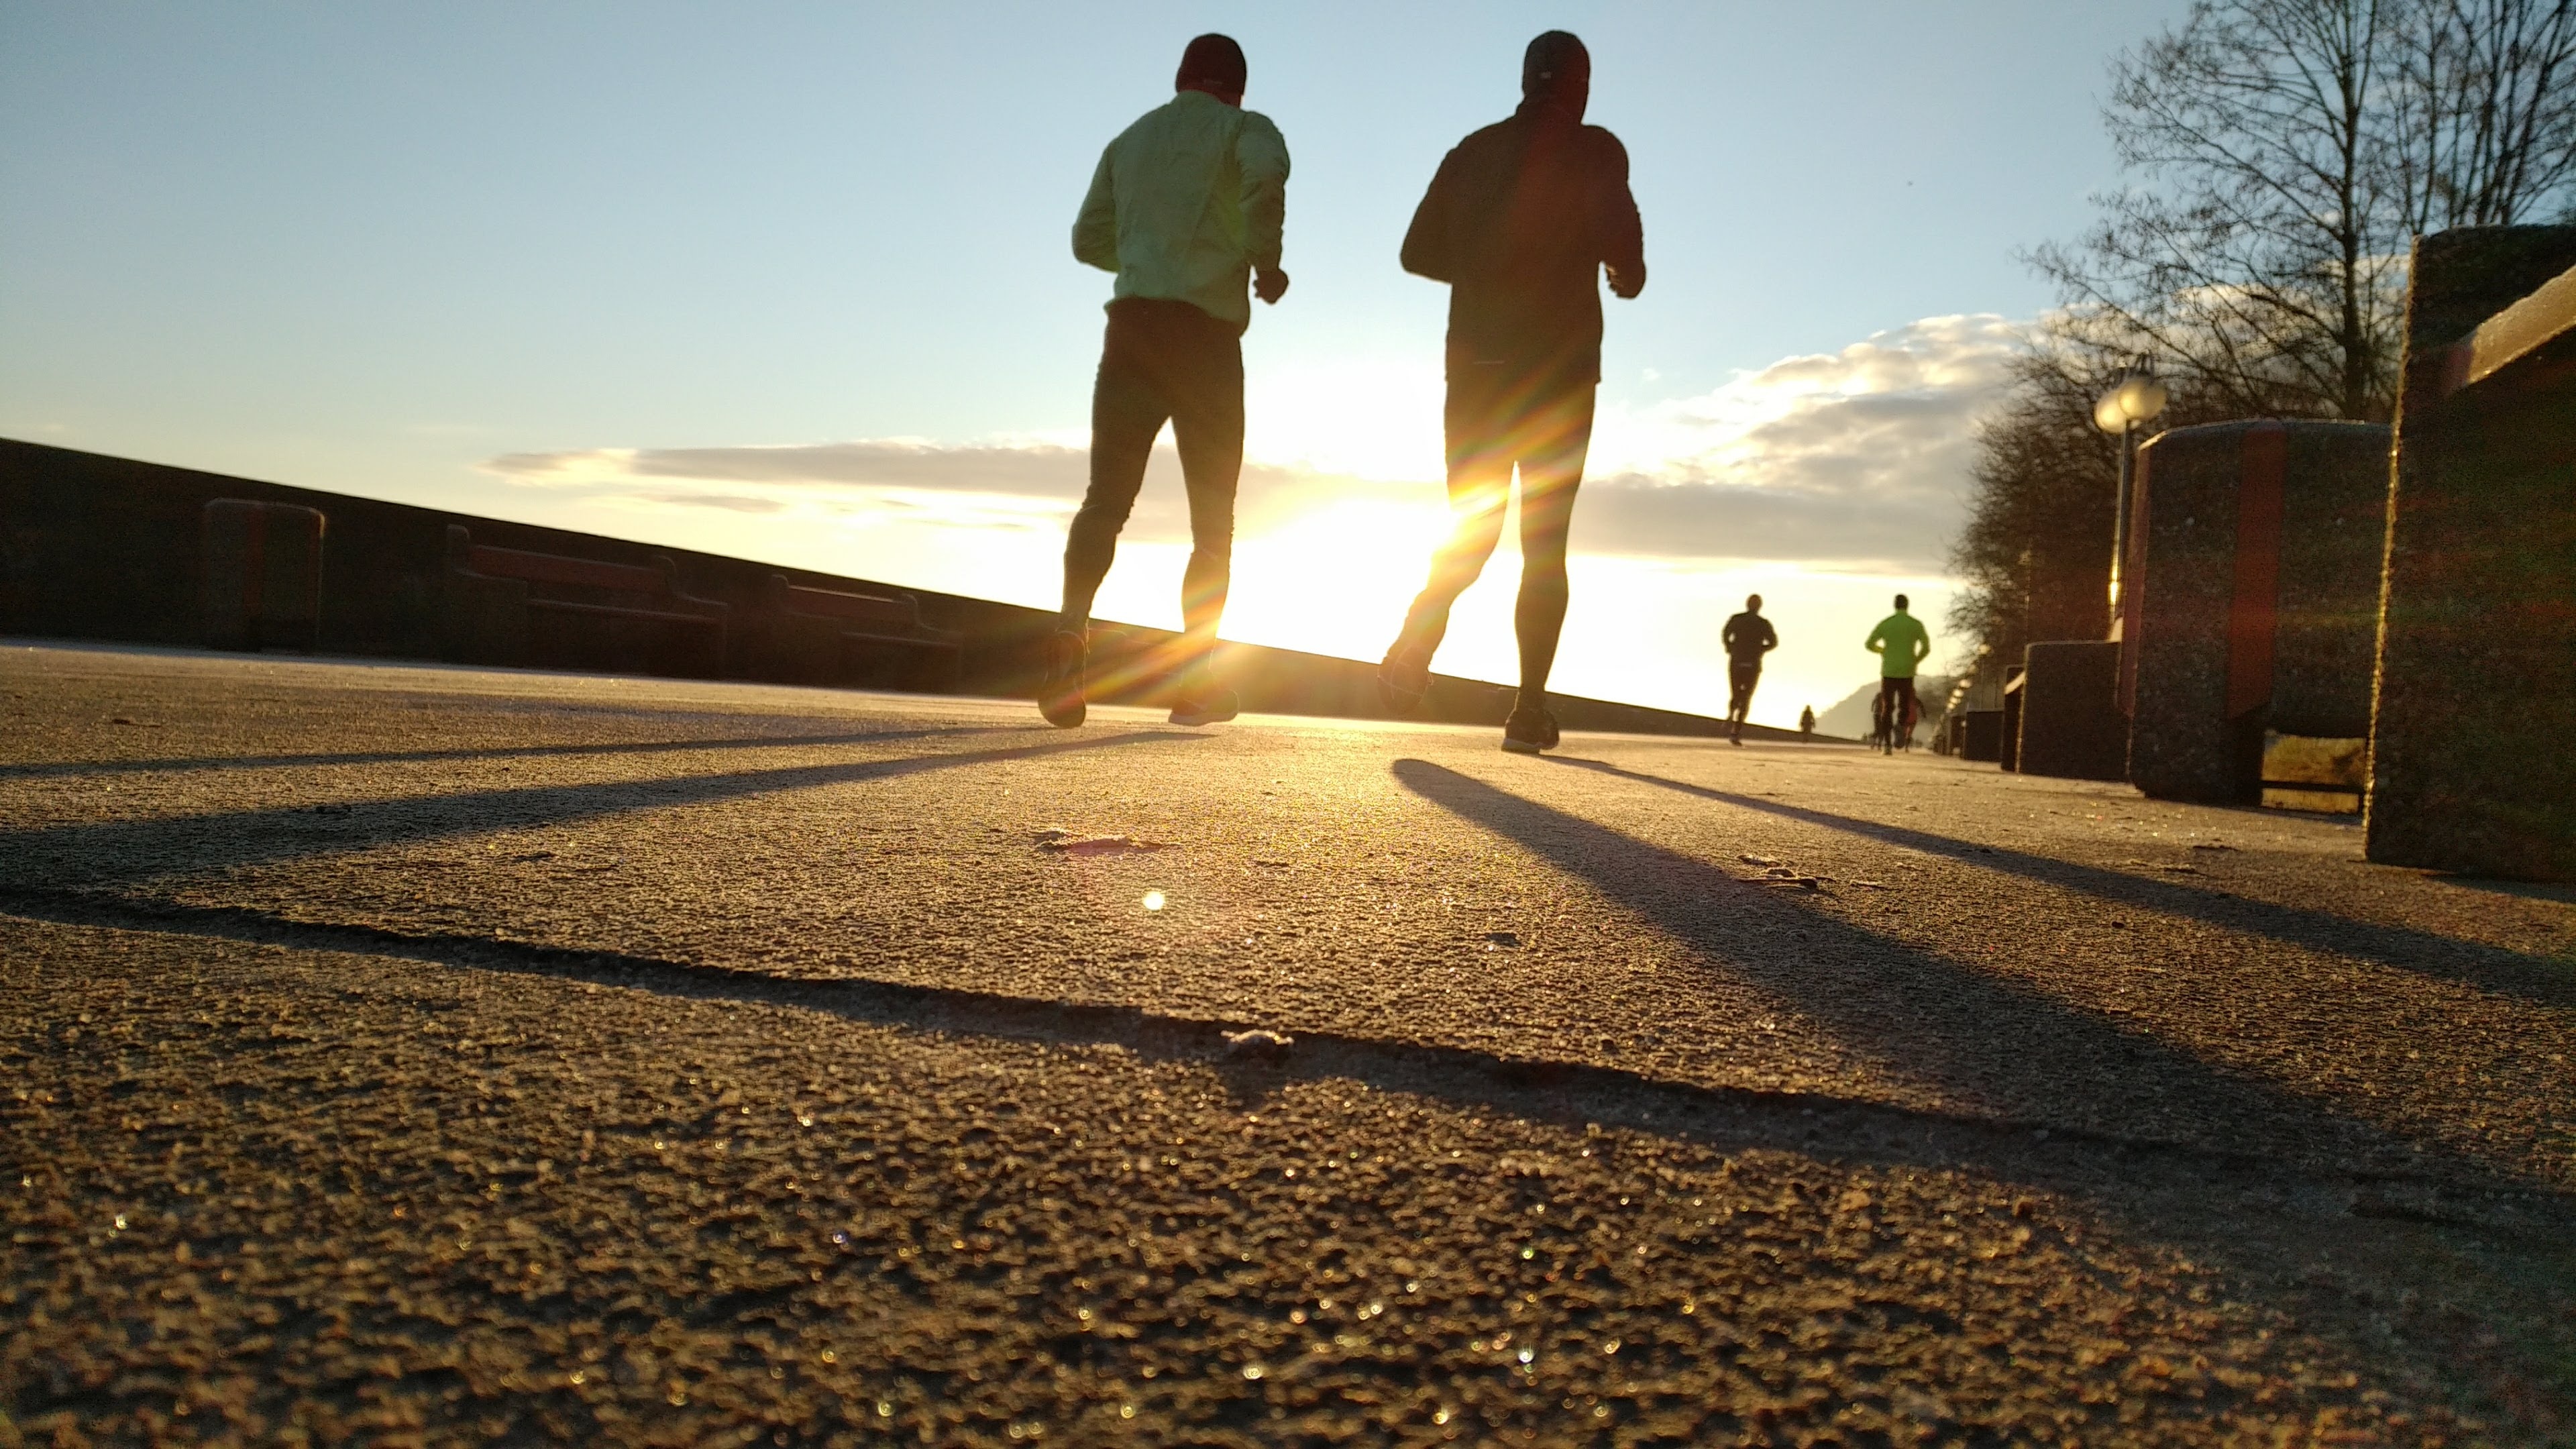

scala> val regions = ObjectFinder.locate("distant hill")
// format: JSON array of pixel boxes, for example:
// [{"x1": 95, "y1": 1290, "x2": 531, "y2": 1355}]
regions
[{"x1": 1816, "y1": 675, "x2": 1957, "y2": 741}]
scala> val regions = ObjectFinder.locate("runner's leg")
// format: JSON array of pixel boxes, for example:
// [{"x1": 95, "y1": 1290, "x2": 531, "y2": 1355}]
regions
[
  {"x1": 1164, "y1": 309, "x2": 1245, "y2": 686},
  {"x1": 1394, "y1": 366, "x2": 1516, "y2": 663},
  {"x1": 1063, "y1": 306, "x2": 1169, "y2": 630},
  {"x1": 1508, "y1": 377, "x2": 1595, "y2": 699}
]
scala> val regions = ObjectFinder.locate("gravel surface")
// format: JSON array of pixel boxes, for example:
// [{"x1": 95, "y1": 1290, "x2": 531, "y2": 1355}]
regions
[{"x1": 4, "y1": 642, "x2": 2573, "y2": 1444}]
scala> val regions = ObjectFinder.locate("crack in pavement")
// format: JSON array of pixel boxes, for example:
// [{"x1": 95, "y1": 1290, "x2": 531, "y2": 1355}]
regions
[{"x1": 5, "y1": 885, "x2": 2565, "y2": 1245}]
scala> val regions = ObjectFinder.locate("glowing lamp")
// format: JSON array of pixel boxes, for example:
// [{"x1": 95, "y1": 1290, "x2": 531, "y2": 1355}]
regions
[{"x1": 2095, "y1": 369, "x2": 2169, "y2": 432}]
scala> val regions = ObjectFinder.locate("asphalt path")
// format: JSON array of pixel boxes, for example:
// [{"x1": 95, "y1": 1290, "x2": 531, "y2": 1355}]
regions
[{"x1": 5, "y1": 642, "x2": 2572, "y2": 1445}]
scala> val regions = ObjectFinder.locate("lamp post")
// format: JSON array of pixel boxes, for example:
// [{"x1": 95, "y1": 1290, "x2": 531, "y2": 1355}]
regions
[{"x1": 2094, "y1": 361, "x2": 2169, "y2": 631}]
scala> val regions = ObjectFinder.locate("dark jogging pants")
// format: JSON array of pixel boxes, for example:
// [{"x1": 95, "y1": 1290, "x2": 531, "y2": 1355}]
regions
[
  {"x1": 1061, "y1": 298, "x2": 1244, "y2": 676},
  {"x1": 1395, "y1": 355, "x2": 1597, "y2": 698}
]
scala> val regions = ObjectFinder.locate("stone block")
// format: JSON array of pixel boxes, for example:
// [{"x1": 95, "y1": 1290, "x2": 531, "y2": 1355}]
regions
[
  {"x1": 1962, "y1": 708, "x2": 2004, "y2": 763},
  {"x1": 201, "y1": 498, "x2": 324, "y2": 652},
  {"x1": 2367, "y1": 225, "x2": 2576, "y2": 881},
  {"x1": 2016, "y1": 641, "x2": 2125, "y2": 781},
  {"x1": 2118, "y1": 420, "x2": 2389, "y2": 802}
]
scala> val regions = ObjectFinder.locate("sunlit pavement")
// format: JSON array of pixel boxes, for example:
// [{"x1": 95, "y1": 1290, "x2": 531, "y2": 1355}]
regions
[{"x1": 5, "y1": 642, "x2": 2573, "y2": 1445}]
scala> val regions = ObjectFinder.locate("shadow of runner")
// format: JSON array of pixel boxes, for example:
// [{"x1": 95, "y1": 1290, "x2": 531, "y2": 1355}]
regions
[
  {"x1": 1390, "y1": 758, "x2": 2522, "y2": 1189},
  {"x1": 2, "y1": 731, "x2": 1201, "y2": 889},
  {"x1": 0, "y1": 724, "x2": 1035, "y2": 780},
  {"x1": 1546, "y1": 755, "x2": 2576, "y2": 1009}
]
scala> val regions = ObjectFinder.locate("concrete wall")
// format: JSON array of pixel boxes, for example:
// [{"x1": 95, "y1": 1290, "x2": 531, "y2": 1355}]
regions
[
  {"x1": 2366, "y1": 226, "x2": 2576, "y2": 881},
  {"x1": 2015, "y1": 641, "x2": 2125, "y2": 781},
  {"x1": 2119, "y1": 420, "x2": 2389, "y2": 802},
  {"x1": 0, "y1": 438, "x2": 1775, "y2": 742}
]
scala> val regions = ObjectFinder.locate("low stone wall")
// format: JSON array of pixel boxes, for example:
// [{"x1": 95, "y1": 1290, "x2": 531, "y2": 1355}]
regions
[
  {"x1": 2016, "y1": 641, "x2": 2125, "y2": 781},
  {"x1": 2366, "y1": 225, "x2": 2576, "y2": 881},
  {"x1": 0, "y1": 439, "x2": 1761, "y2": 741},
  {"x1": 2118, "y1": 419, "x2": 2389, "y2": 802}
]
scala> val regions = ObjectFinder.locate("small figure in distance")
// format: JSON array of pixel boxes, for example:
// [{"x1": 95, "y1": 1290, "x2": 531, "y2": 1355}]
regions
[
  {"x1": 1041, "y1": 34, "x2": 1291, "y2": 730},
  {"x1": 1377, "y1": 30, "x2": 1647, "y2": 755},
  {"x1": 1864, "y1": 593, "x2": 1932, "y2": 751},
  {"x1": 1720, "y1": 592, "x2": 1777, "y2": 746},
  {"x1": 1799, "y1": 703, "x2": 1816, "y2": 739}
]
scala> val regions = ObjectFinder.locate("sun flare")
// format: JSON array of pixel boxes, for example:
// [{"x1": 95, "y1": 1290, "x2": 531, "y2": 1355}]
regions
[{"x1": 1222, "y1": 496, "x2": 1454, "y2": 663}]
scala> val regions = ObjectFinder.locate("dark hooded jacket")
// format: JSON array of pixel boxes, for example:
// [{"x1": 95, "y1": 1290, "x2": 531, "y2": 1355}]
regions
[{"x1": 1399, "y1": 95, "x2": 1645, "y2": 382}]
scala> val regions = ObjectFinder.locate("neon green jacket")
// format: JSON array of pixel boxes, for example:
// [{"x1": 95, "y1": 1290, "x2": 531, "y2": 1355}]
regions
[
  {"x1": 1072, "y1": 91, "x2": 1290, "y2": 333},
  {"x1": 1866, "y1": 611, "x2": 1931, "y2": 678}
]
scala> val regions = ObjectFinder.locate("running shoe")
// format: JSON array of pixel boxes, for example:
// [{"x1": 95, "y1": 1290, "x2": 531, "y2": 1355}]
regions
[
  {"x1": 1167, "y1": 686, "x2": 1240, "y2": 727},
  {"x1": 1500, "y1": 701, "x2": 1560, "y2": 755},
  {"x1": 1037, "y1": 629, "x2": 1087, "y2": 729},
  {"x1": 1378, "y1": 639, "x2": 1432, "y2": 716}
]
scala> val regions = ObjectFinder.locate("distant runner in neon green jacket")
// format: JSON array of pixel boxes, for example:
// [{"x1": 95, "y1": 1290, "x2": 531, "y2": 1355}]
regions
[
  {"x1": 1865, "y1": 593, "x2": 1931, "y2": 745},
  {"x1": 1865, "y1": 599, "x2": 1930, "y2": 678}
]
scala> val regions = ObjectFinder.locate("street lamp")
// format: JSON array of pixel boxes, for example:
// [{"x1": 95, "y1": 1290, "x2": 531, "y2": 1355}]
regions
[{"x1": 2095, "y1": 360, "x2": 2168, "y2": 629}]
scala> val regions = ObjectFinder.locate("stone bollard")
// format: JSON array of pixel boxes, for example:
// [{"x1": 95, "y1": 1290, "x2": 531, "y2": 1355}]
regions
[
  {"x1": 201, "y1": 498, "x2": 325, "y2": 652},
  {"x1": 2015, "y1": 641, "x2": 2125, "y2": 780},
  {"x1": 2116, "y1": 421, "x2": 2388, "y2": 803},
  {"x1": 2367, "y1": 225, "x2": 2576, "y2": 881}
]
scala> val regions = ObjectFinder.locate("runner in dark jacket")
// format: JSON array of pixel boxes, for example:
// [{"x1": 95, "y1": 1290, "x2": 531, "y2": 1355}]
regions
[
  {"x1": 1721, "y1": 594, "x2": 1778, "y2": 745},
  {"x1": 1377, "y1": 30, "x2": 1646, "y2": 755}
]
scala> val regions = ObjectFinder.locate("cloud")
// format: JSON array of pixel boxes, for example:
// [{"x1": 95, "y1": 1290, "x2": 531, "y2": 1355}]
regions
[
  {"x1": 480, "y1": 313, "x2": 2021, "y2": 574},
  {"x1": 482, "y1": 441, "x2": 1393, "y2": 546},
  {"x1": 1580, "y1": 313, "x2": 2021, "y2": 572}
]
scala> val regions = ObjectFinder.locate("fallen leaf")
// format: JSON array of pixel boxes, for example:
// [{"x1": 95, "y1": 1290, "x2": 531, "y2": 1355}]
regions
[{"x1": 1221, "y1": 1029, "x2": 1294, "y2": 1062}]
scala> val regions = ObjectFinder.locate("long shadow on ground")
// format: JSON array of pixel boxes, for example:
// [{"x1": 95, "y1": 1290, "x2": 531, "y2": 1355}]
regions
[
  {"x1": 1389, "y1": 759, "x2": 2551, "y2": 1195},
  {"x1": 0, "y1": 724, "x2": 1034, "y2": 780},
  {"x1": 1546, "y1": 755, "x2": 2576, "y2": 1010},
  {"x1": 0, "y1": 730, "x2": 1201, "y2": 889}
]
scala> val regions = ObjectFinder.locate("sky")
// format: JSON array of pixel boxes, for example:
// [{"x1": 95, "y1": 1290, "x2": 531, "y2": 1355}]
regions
[{"x1": 0, "y1": 1, "x2": 2190, "y2": 724}]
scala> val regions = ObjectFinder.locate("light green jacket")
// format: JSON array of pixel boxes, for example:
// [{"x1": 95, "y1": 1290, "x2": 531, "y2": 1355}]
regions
[
  {"x1": 1072, "y1": 90, "x2": 1289, "y2": 333},
  {"x1": 1866, "y1": 611, "x2": 1931, "y2": 678}
]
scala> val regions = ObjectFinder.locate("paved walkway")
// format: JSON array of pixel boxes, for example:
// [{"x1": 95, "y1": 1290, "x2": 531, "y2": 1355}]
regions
[{"x1": 5, "y1": 642, "x2": 2572, "y2": 1444}]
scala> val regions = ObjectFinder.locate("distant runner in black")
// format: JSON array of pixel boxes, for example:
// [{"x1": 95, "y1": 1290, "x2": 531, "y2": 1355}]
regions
[
  {"x1": 1720, "y1": 594, "x2": 1776, "y2": 745},
  {"x1": 1377, "y1": 30, "x2": 1646, "y2": 755}
]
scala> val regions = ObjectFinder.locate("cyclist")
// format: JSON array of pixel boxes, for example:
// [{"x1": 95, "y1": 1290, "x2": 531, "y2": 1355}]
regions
[
  {"x1": 1719, "y1": 594, "x2": 1776, "y2": 745},
  {"x1": 1864, "y1": 593, "x2": 1931, "y2": 751}
]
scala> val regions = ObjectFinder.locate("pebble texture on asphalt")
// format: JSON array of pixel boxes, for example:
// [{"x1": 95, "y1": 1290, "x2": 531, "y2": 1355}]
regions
[{"x1": 4, "y1": 643, "x2": 2572, "y2": 1444}]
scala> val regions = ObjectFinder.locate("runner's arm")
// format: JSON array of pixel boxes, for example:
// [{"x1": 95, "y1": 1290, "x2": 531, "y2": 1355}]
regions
[
  {"x1": 1400, "y1": 149, "x2": 1462, "y2": 282},
  {"x1": 1596, "y1": 131, "x2": 1646, "y2": 299},
  {"x1": 1071, "y1": 146, "x2": 1118, "y2": 272},
  {"x1": 1237, "y1": 115, "x2": 1290, "y2": 276}
]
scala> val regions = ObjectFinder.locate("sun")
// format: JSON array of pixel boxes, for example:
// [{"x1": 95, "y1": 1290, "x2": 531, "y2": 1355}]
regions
[{"x1": 1222, "y1": 496, "x2": 1454, "y2": 663}]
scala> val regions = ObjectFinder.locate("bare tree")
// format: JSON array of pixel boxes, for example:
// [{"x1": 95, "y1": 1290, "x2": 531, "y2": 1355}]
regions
[
  {"x1": 2383, "y1": 0, "x2": 2576, "y2": 229},
  {"x1": 2033, "y1": 0, "x2": 2402, "y2": 421},
  {"x1": 1948, "y1": 0, "x2": 2576, "y2": 668},
  {"x1": 2029, "y1": 0, "x2": 2576, "y2": 425}
]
